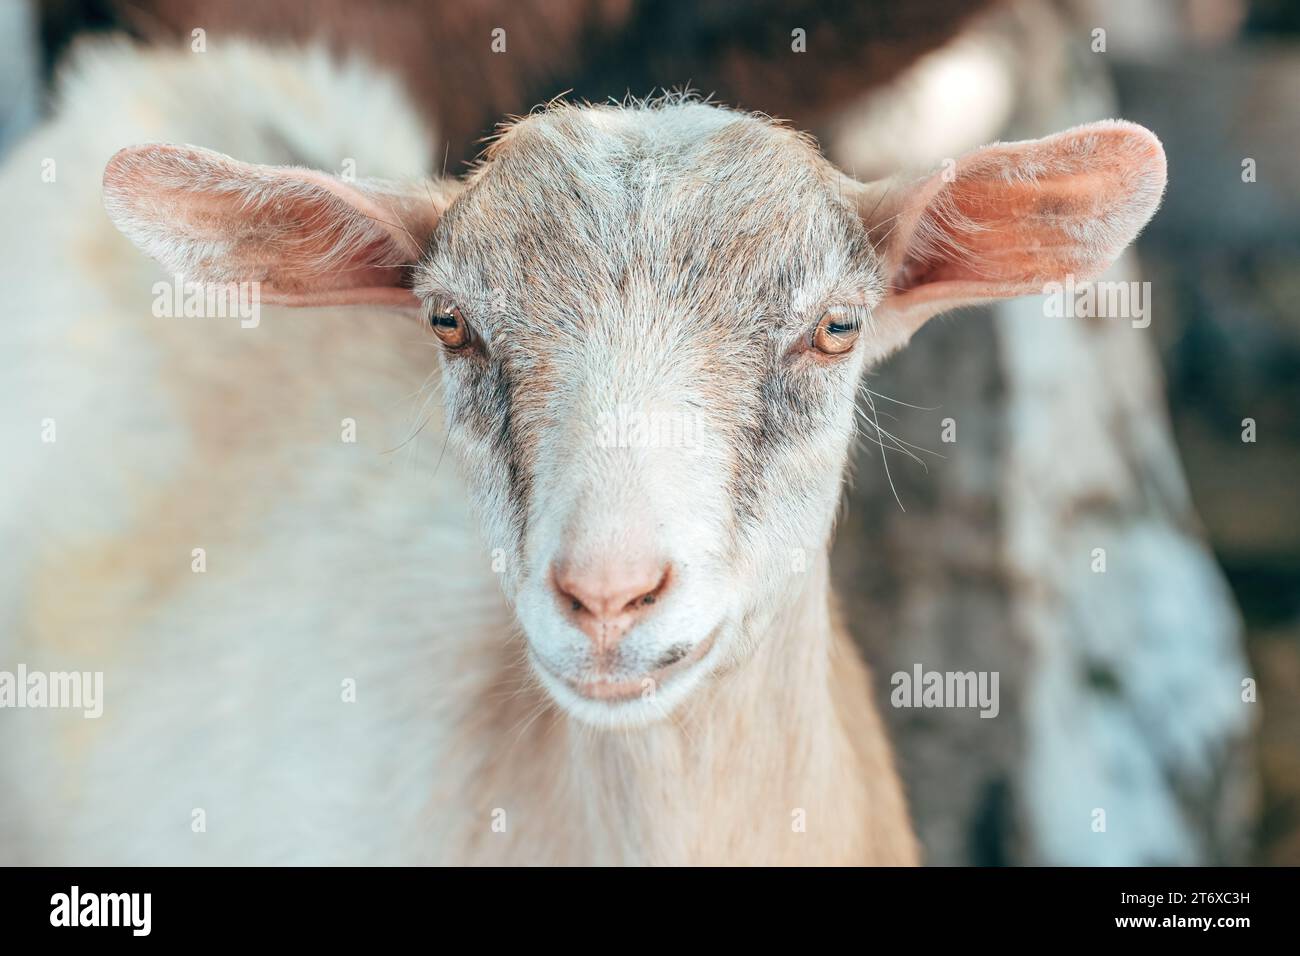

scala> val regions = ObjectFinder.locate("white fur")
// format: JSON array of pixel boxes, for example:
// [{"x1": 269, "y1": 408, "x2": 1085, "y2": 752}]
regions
[{"x1": 0, "y1": 41, "x2": 485, "y2": 864}]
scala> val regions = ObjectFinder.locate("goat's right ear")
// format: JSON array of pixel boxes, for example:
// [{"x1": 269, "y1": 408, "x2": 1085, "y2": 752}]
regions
[
  {"x1": 851, "y1": 120, "x2": 1166, "y2": 356},
  {"x1": 103, "y1": 143, "x2": 456, "y2": 309}
]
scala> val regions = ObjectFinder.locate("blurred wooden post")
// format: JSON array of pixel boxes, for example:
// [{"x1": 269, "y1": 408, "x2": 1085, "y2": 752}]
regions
[{"x1": 828, "y1": 2, "x2": 1256, "y2": 864}]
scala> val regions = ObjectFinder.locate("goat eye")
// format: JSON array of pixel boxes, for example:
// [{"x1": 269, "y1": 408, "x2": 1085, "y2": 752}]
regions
[
  {"x1": 429, "y1": 301, "x2": 471, "y2": 349},
  {"x1": 812, "y1": 308, "x2": 861, "y2": 356}
]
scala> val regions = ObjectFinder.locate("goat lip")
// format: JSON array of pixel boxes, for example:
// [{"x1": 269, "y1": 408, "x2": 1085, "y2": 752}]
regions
[
  {"x1": 569, "y1": 677, "x2": 652, "y2": 702},
  {"x1": 565, "y1": 628, "x2": 719, "y2": 703}
]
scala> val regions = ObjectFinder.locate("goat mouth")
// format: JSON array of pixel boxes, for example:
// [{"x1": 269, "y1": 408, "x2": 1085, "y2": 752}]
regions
[{"x1": 561, "y1": 628, "x2": 719, "y2": 704}]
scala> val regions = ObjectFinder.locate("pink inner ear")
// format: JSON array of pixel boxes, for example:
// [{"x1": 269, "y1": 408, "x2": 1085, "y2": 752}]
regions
[
  {"x1": 246, "y1": 168, "x2": 436, "y2": 296},
  {"x1": 890, "y1": 121, "x2": 1167, "y2": 301},
  {"x1": 104, "y1": 144, "x2": 444, "y2": 309}
]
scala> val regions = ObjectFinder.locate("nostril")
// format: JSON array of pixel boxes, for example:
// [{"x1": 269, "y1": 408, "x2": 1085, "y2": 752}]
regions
[
  {"x1": 621, "y1": 566, "x2": 671, "y2": 614},
  {"x1": 557, "y1": 583, "x2": 589, "y2": 617}
]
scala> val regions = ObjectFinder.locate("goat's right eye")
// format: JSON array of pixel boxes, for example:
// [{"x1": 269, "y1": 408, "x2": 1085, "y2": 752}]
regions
[
  {"x1": 811, "y1": 306, "x2": 861, "y2": 356},
  {"x1": 429, "y1": 301, "x2": 471, "y2": 349}
]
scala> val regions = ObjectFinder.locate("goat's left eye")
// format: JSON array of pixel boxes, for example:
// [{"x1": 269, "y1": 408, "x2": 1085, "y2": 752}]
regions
[
  {"x1": 812, "y1": 308, "x2": 861, "y2": 355},
  {"x1": 429, "y1": 301, "x2": 471, "y2": 349}
]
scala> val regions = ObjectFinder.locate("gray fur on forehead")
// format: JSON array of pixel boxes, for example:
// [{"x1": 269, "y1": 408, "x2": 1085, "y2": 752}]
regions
[{"x1": 417, "y1": 98, "x2": 885, "y2": 330}]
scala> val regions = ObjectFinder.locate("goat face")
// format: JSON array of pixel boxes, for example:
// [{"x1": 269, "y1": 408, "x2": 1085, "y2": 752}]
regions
[{"x1": 415, "y1": 103, "x2": 882, "y2": 726}]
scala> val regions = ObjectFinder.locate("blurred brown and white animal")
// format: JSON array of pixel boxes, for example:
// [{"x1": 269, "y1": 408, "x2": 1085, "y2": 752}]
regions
[{"x1": 0, "y1": 40, "x2": 1163, "y2": 864}]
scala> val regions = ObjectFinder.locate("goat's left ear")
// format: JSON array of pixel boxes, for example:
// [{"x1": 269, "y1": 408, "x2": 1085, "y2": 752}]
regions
[
  {"x1": 854, "y1": 120, "x2": 1166, "y2": 354},
  {"x1": 104, "y1": 143, "x2": 458, "y2": 309}
]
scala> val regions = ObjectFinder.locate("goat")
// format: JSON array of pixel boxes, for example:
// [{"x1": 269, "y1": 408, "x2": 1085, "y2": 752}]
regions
[{"x1": 0, "y1": 40, "x2": 1164, "y2": 864}]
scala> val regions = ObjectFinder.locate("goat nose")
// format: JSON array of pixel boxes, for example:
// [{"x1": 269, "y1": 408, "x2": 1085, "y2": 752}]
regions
[{"x1": 552, "y1": 558, "x2": 672, "y2": 651}]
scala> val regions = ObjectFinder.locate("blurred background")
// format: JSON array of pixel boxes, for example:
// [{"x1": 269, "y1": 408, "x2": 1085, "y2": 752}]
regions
[{"x1": 3, "y1": 0, "x2": 1295, "y2": 865}]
